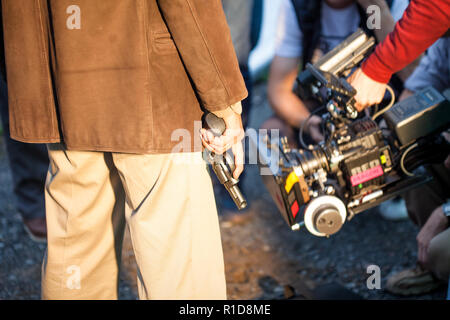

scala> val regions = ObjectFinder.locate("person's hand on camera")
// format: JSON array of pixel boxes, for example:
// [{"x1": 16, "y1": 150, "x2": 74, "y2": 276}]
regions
[
  {"x1": 348, "y1": 68, "x2": 387, "y2": 111},
  {"x1": 304, "y1": 115, "x2": 324, "y2": 143},
  {"x1": 200, "y1": 104, "x2": 245, "y2": 179}
]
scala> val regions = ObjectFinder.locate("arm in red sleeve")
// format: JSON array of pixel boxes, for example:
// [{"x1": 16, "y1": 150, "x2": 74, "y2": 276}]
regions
[{"x1": 361, "y1": 0, "x2": 450, "y2": 84}]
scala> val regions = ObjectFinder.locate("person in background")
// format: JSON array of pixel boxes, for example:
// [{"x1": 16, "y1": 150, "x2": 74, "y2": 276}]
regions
[
  {"x1": 261, "y1": 0, "x2": 412, "y2": 149},
  {"x1": 383, "y1": 37, "x2": 450, "y2": 296},
  {"x1": 222, "y1": 0, "x2": 263, "y2": 130},
  {"x1": 0, "y1": 17, "x2": 48, "y2": 243},
  {"x1": 217, "y1": 0, "x2": 263, "y2": 213}
]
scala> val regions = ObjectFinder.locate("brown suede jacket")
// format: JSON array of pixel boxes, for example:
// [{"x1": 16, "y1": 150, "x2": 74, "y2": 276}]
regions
[{"x1": 1, "y1": 0, "x2": 247, "y2": 153}]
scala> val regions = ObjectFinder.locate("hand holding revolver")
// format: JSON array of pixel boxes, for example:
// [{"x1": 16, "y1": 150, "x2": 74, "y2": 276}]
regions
[
  {"x1": 200, "y1": 102, "x2": 245, "y2": 179},
  {"x1": 200, "y1": 102, "x2": 247, "y2": 210}
]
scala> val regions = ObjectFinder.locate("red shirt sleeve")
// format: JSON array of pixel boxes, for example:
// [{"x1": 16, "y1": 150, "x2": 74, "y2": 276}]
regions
[{"x1": 361, "y1": 0, "x2": 450, "y2": 84}]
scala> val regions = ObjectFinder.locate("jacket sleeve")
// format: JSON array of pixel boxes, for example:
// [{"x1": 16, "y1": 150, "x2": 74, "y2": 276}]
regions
[
  {"x1": 157, "y1": 0, "x2": 248, "y2": 112},
  {"x1": 361, "y1": 0, "x2": 450, "y2": 84}
]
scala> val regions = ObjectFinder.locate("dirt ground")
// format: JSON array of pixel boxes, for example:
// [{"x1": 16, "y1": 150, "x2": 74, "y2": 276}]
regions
[{"x1": 0, "y1": 83, "x2": 447, "y2": 300}]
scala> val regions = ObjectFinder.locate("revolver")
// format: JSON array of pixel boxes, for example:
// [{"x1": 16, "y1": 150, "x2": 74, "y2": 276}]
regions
[{"x1": 203, "y1": 113, "x2": 247, "y2": 210}]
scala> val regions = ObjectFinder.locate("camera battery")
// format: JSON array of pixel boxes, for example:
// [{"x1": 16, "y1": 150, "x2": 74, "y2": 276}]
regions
[{"x1": 384, "y1": 87, "x2": 450, "y2": 146}]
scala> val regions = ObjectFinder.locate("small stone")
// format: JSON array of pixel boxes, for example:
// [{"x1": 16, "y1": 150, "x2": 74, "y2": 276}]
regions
[
  {"x1": 316, "y1": 259, "x2": 329, "y2": 269},
  {"x1": 346, "y1": 282, "x2": 356, "y2": 289},
  {"x1": 258, "y1": 275, "x2": 279, "y2": 293},
  {"x1": 220, "y1": 221, "x2": 233, "y2": 229},
  {"x1": 231, "y1": 269, "x2": 249, "y2": 284},
  {"x1": 273, "y1": 286, "x2": 284, "y2": 294},
  {"x1": 283, "y1": 285, "x2": 296, "y2": 299}
]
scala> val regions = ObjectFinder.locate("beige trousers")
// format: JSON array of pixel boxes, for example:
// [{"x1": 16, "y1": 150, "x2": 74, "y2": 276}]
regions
[{"x1": 42, "y1": 144, "x2": 226, "y2": 300}]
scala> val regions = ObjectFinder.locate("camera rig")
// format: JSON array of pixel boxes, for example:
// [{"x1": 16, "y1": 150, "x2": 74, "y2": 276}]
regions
[{"x1": 254, "y1": 29, "x2": 450, "y2": 237}]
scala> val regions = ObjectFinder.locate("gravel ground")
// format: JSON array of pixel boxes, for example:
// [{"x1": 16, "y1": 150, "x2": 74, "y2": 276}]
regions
[{"x1": 0, "y1": 83, "x2": 447, "y2": 300}]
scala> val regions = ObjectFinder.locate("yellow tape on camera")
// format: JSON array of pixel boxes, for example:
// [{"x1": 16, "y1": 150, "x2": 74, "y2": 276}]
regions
[{"x1": 285, "y1": 171, "x2": 299, "y2": 194}]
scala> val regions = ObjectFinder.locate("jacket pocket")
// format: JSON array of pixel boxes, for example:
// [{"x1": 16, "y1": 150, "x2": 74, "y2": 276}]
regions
[{"x1": 152, "y1": 31, "x2": 177, "y2": 55}]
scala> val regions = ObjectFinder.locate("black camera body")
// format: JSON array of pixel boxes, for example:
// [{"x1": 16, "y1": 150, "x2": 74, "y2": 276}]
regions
[
  {"x1": 254, "y1": 30, "x2": 450, "y2": 237},
  {"x1": 259, "y1": 115, "x2": 399, "y2": 236},
  {"x1": 332, "y1": 118, "x2": 391, "y2": 196}
]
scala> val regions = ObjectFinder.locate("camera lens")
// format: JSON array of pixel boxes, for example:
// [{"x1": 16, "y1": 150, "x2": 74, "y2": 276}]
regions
[{"x1": 296, "y1": 148, "x2": 328, "y2": 176}]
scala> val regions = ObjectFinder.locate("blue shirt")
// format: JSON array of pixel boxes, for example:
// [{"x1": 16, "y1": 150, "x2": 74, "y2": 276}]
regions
[{"x1": 405, "y1": 37, "x2": 450, "y2": 92}]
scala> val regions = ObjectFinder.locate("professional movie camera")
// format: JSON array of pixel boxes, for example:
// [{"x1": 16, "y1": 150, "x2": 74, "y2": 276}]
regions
[{"x1": 254, "y1": 29, "x2": 450, "y2": 237}]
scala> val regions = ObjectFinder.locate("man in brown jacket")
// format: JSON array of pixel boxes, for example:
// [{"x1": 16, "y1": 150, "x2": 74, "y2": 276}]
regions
[{"x1": 2, "y1": 0, "x2": 247, "y2": 299}]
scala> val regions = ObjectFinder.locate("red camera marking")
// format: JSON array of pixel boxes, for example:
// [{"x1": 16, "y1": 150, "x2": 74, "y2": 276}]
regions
[
  {"x1": 350, "y1": 165, "x2": 384, "y2": 187},
  {"x1": 291, "y1": 201, "x2": 299, "y2": 219}
]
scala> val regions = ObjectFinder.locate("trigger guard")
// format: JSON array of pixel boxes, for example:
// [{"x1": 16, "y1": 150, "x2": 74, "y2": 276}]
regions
[{"x1": 224, "y1": 152, "x2": 236, "y2": 173}]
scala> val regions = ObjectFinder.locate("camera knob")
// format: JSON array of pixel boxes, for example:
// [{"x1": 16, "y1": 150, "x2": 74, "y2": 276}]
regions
[
  {"x1": 304, "y1": 195, "x2": 347, "y2": 237},
  {"x1": 314, "y1": 207, "x2": 343, "y2": 236}
]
